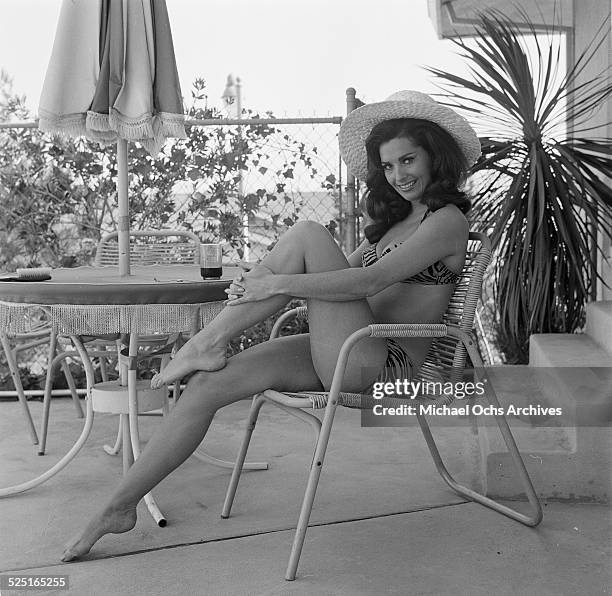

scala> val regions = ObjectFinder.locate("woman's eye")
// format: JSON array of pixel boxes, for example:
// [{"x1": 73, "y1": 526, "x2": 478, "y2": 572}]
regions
[{"x1": 403, "y1": 157, "x2": 414, "y2": 164}]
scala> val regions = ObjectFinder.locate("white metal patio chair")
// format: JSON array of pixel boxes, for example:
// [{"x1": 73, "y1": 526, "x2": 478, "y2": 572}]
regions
[
  {"x1": 37, "y1": 229, "x2": 200, "y2": 455},
  {"x1": 221, "y1": 232, "x2": 543, "y2": 580},
  {"x1": 93, "y1": 229, "x2": 201, "y2": 267},
  {"x1": 1, "y1": 320, "x2": 83, "y2": 447}
]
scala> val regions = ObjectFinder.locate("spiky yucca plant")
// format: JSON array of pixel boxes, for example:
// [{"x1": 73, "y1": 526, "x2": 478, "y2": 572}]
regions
[{"x1": 428, "y1": 11, "x2": 612, "y2": 363}]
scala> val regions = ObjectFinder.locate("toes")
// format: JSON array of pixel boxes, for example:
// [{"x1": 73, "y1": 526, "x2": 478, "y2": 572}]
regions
[{"x1": 61, "y1": 548, "x2": 78, "y2": 562}]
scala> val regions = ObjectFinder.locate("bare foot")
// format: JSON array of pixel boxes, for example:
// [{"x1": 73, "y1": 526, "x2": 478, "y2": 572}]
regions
[
  {"x1": 61, "y1": 505, "x2": 137, "y2": 562},
  {"x1": 150, "y1": 344, "x2": 226, "y2": 389}
]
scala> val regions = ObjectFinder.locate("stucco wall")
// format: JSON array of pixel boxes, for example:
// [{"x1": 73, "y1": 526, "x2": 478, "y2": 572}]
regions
[{"x1": 574, "y1": 0, "x2": 612, "y2": 299}]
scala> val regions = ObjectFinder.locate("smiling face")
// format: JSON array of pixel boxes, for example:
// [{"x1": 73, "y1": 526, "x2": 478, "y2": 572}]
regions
[{"x1": 379, "y1": 136, "x2": 432, "y2": 202}]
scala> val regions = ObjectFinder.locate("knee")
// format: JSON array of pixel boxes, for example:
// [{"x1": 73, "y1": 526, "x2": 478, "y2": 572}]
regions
[{"x1": 289, "y1": 220, "x2": 332, "y2": 242}]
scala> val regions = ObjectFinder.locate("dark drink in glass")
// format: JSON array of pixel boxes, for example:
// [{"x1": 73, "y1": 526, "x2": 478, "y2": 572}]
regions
[
  {"x1": 200, "y1": 266, "x2": 222, "y2": 279},
  {"x1": 200, "y1": 244, "x2": 223, "y2": 279}
]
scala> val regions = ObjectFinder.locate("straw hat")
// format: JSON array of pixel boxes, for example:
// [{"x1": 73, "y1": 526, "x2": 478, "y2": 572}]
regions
[{"x1": 339, "y1": 90, "x2": 480, "y2": 181}]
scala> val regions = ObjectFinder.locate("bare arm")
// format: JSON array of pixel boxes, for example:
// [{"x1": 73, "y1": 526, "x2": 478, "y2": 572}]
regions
[
  {"x1": 346, "y1": 238, "x2": 371, "y2": 268},
  {"x1": 227, "y1": 206, "x2": 468, "y2": 305},
  {"x1": 274, "y1": 207, "x2": 468, "y2": 299}
]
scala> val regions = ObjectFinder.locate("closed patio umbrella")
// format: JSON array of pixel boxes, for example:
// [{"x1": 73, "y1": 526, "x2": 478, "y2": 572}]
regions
[
  {"x1": 31, "y1": 0, "x2": 188, "y2": 526},
  {"x1": 38, "y1": 0, "x2": 186, "y2": 275}
]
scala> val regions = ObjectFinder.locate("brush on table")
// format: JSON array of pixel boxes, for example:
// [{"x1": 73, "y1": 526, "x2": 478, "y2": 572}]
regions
[{"x1": 0, "y1": 268, "x2": 53, "y2": 282}]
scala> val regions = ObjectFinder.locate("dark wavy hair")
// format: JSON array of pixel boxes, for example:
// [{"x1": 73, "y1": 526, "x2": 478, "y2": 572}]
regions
[{"x1": 362, "y1": 118, "x2": 471, "y2": 243}]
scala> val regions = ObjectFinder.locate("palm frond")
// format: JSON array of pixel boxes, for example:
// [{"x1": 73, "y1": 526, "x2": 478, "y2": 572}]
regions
[{"x1": 428, "y1": 9, "x2": 612, "y2": 362}]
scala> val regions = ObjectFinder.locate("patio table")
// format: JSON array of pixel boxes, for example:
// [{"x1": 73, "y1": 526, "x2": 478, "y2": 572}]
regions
[{"x1": 0, "y1": 264, "x2": 266, "y2": 524}]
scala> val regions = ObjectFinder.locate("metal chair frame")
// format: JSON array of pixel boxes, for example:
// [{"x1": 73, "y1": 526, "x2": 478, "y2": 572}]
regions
[
  {"x1": 1, "y1": 322, "x2": 84, "y2": 446},
  {"x1": 221, "y1": 232, "x2": 543, "y2": 581}
]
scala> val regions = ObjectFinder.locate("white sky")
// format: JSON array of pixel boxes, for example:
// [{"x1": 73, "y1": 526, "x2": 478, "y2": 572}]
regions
[{"x1": 0, "y1": 0, "x2": 469, "y2": 117}]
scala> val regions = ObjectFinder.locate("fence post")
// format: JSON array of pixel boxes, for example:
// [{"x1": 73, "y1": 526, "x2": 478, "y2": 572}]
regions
[
  {"x1": 235, "y1": 77, "x2": 250, "y2": 262},
  {"x1": 345, "y1": 88, "x2": 358, "y2": 253}
]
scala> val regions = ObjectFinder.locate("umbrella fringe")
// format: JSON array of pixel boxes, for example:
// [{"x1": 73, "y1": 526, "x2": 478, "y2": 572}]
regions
[
  {"x1": 87, "y1": 110, "x2": 155, "y2": 142},
  {"x1": 86, "y1": 110, "x2": 113, "y2": 133},
  {"x1": 38, "y1": 110, "x2": 89, "y2": 139},
  {"x1": 113, "y1": 112, "x2": 154, "y2": 141},
  {"x1": 38, "y1": 0, "x2": 186, "y2": 157},
  {"x1": 84, "y1": 110, "x2": 186, "y2": 154},
  {"x1": 39, "y1": 110, "x2": 117, "y2": 144},
  {"x1": 155, "y1": 112, "x2": 187, "y2": 140}
]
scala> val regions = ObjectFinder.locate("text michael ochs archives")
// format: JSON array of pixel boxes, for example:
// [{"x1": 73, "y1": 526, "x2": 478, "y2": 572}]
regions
[{"x1": 370, "y1": 379, "x2": 563, "y2": 418}]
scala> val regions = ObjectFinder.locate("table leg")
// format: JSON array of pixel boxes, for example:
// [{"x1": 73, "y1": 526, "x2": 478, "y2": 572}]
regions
[
  {"x1": 0, "y1": 335, "x2": 95, "y2": 497},
  {"x1": 103, "y1": 420, "x2": 123, "y2": 455},
  {"x1": 121, "y1": 414, "x2": 134, "y2": 473},
  {"x1": 124, "y1": 333, "x2": 167, "y2": 527}
]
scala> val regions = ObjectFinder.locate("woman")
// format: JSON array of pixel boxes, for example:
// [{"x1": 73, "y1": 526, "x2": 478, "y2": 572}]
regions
[{"x1": 62, "y1": 90, "x2": 480, "y2": 561}]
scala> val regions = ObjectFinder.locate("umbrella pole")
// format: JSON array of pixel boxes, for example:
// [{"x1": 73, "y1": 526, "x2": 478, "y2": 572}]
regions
[{"x1": 117, "y1": 139, "x2": 131, "y2": 276}]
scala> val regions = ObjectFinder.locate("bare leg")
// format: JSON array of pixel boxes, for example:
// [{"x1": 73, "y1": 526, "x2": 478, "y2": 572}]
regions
[
  {"x1": 151, "y1": 221, "x2": 385, "y2": 388},
  {"x1": 62, "y1": 335, "x2": 323, "y2": 561},
  {"x1": 63, "y1": 223, "x2": 388, "y2": 560}
]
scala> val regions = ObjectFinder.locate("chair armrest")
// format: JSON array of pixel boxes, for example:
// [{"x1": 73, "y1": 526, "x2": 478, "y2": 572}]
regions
[
  {"x1": 327, "y1": 323, "x2": 465, "y2": 392},
  {"x1": 367, "y1": 323, "x2": 449, "y2": 338},
  {"x1": 271, "y1": 315, "x2": 463, "y2": 342},
  {"x1": 367, "y1": 324, "x2": 478, "y2": 354},
  {"x1": 269, "y1": 306, "x2": 308, "y2": 339},
  {"x1": 12, "y1": 338, "x2": 52, "y2": 354},
  {"x1": 323, "y1": 323, "x2": 482, "y2": 411},
  {"x1": 9, "y1": 323, "x2": 53, "y2": 341}
]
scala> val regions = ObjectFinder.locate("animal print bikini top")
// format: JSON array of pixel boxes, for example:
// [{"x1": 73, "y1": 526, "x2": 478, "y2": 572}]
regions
[{"x1": 361, "y1": 210, "x2": 461, "y2": 285}]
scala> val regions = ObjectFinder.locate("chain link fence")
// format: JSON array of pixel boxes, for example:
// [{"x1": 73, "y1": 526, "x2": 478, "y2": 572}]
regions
[
  {"x1": 0, "y1": 114, "x2": 357, "y2": 382},
  {"x1": 0, "y1": 114, "x2": 360, "y2": 269},
  {"x1": 175, "y1": 116, "x2": 348, "y2": 262}
]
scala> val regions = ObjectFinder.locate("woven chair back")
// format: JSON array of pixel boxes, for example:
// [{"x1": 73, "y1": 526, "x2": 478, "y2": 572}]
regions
[
  {"x1": 277, "y1": 231, "x2": 493, "y2": 410},
  {"x1": 94, "y1": 230, "x2": 200, "y2": 267},
  {"x1": 417, "y1": 232, "x2": 492, "y2": 392}
]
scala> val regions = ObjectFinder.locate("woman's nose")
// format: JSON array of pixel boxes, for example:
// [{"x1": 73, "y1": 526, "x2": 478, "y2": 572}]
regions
[{"x1": 394, "y1": 164, "x2": 408, "y2": 183}]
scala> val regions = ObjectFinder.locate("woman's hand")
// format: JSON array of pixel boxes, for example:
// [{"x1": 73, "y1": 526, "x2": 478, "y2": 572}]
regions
[{"x1": 225, "y1": 261, "x2": 277, "y2": 305}]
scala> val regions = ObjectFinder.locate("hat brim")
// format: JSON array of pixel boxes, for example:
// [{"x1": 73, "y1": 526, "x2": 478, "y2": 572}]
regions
[{"x1": 339, "y1": 99, "x2": 481, "y2": 182}]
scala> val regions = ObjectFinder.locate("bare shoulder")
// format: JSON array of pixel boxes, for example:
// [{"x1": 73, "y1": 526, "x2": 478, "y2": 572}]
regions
[{"x1": 423, "y1": 204, "x2": 469, "y2": 236}]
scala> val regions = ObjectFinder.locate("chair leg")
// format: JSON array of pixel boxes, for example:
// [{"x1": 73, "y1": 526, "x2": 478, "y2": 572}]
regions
[
  {"x1": 38, "y1": 332, "x2": 59, "y2": 455},
  {"x1": 421, "y1": 332, "x2": 544, "y2": 526},
  {"x1": 0, "y1": 333, "x2": 39, "y2": 445},
  {"x1": 416, "y1": 406, "x2": 543, "y2": 526},
  {"x1": 59, "y1": 355, "x2": 84, "y2": 418},
  {"x1": 192, "y1": 388, "x2": 270, "y2": 472},
  {"x1": 40, "y1": 343, "x2": 76, "y2": 454},
  {"x1": 39, "y1": 337, "x2": 86, "y2": 454},
  {"x1": 267, "y1": 401, "x2": 322, "y2": 447},
  {"x1": 221, "y1": 394, "x2": 267, "y2": 518},
  {"x1": 222, "y1": 394, "x2": 324, "y2": 521},
  {"x1": 99, "y1": 355, "x2": 109, "y2": 382},
  {"x1": 284, "y1": 396, "x2": 341, "y2": 581}
]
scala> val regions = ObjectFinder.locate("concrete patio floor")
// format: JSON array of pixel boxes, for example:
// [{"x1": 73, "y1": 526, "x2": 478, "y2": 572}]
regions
[{"x1": 1, "y1": 395, "x2": 610, "y2": 595}]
